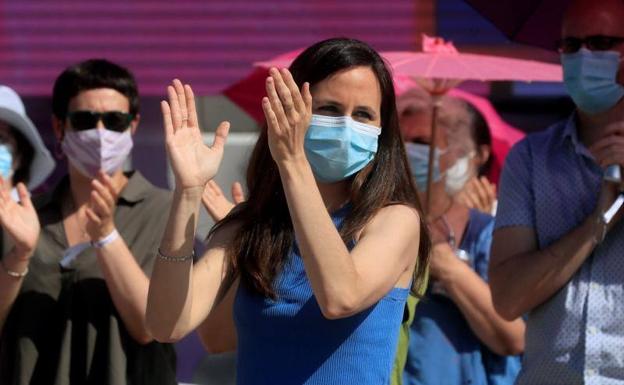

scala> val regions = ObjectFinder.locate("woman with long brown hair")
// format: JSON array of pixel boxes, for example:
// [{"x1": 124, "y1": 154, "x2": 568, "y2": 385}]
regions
[{"x1": 146, "y1": 38, "x2": 430, "y2": 384}]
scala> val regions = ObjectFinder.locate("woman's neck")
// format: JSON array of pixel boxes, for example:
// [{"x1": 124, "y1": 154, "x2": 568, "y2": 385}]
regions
[{"x1": 317, "y1": 180, "x2": 351, "y2": 212}]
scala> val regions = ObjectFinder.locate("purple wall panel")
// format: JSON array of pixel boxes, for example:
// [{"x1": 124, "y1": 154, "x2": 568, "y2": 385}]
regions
[{"x1": 2, "y1": 0, "x2": 422, "y2": 96}]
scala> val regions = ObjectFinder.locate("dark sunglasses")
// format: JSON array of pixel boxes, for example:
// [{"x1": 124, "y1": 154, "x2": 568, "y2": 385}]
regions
[
  {"x1": 557, "y1": 35, "x2": 624, "y2": 54},
  {"x1": 67, "y1": 110, "x2": 134, "y2": 132}
]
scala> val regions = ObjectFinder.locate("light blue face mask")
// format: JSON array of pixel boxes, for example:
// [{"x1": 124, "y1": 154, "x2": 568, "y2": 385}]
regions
[
  {"x1": 0, "y1": 144, "x2": 14, "y2": 181},
  {"x1": 405, "y1": 142, "x2": 443, "y2": 192},
  {"x1": 562, "y1": 48, "x2": 624, "y2": 114},
  {"x1": 304, "y1": 114, "x2": 381, "y2": 183}
]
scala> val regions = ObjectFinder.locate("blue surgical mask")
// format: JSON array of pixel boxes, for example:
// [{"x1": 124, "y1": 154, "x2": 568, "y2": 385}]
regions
[
  {"x1": 0, "y1": 144, "x2": 13, "y2": 181},
  {"x1": 562, "y1": 48, "x2": 624, "y2": 114},
  {"x1": 304, "y1": 114, "x2": 381, "y2": 183},
  {"x1": 405, "y1": 142, "x2": 443, "y2": 192}
]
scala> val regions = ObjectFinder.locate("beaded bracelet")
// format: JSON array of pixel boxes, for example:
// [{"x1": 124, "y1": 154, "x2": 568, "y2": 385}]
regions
[
  {"x1": 1, "y1": 258, "x2": 28, "y2": 278},
  {"x1": 157, "y1": 248, "x2": 194, "y2": 262}
]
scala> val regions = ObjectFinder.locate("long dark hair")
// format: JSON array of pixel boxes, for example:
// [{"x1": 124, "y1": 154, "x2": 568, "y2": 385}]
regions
[
  {"x1": 211, "y1": 38, "x2": 430, "y2": 298},
  {"x1": 464, "y1": 101, "x2": 492, "y2": 176}
]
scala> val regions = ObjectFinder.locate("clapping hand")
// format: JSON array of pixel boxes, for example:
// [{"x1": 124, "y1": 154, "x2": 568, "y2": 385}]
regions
[
  {"x1": 85, "y1": 171, "x2": 118, "y2": 241},
  {"x1": 202, "y1": 180, "x2": 245, "y2": 222},
  {"x1": 261, "y1": 68, "x2": 312, "y2": 166},
  {"x1": 0, "y1": 179, "x2": 39, "y2": 258},
  {"x1": 455, "y1": 176, "x2": 497, "y2": 214},
  {"x1": 162, "y1": 79, "x2": 230, "y2": 192}
]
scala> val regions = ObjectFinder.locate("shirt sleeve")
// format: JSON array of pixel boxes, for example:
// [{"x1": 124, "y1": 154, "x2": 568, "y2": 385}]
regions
[
  {"x1": 473, "y1": 219, "x2": 494, "y2": 282},
  {"x1": 494, "y1": 139, "x2": 535, "y2": 231}
]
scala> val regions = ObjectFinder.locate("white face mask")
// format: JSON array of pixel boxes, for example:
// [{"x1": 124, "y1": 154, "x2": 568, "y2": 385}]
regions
[{"x1": 444, "y1": 152, "x2": 475, "y2": 195}]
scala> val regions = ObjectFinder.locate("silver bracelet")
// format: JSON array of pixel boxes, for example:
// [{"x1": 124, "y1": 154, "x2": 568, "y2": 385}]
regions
[
  {"x1": 157, "y1": 248, "x2": 194, "y2": 262},
  {"x1": 1, "y1": 258, "x2": 28, "y2": 278}
]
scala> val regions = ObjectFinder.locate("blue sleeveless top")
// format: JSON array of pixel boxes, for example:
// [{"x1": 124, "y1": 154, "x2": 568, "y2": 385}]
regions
[{"x1": 234, "y1": 205, "x2": 410, "y2": 385}]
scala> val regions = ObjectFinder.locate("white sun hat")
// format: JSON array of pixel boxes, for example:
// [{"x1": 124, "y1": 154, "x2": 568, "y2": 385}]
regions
[{"x1": 0, "y1": 85, "x2": 56, "y2": 190}]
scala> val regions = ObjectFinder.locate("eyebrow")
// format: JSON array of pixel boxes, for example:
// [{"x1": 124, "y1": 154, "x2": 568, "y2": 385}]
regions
[{"x1": 314, "y1": 99, "x2": 378, "y2": 119}]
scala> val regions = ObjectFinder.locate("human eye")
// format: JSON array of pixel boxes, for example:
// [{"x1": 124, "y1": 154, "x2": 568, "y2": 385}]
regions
[
  {"x1": 315, "y1": 104, "x2": 341, "y2": 116},
  {"x1": 353, "y1": 109, "x2": 374, "y2": 122}
]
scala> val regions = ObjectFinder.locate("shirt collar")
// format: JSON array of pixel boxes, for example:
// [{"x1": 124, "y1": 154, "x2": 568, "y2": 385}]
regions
[
  {"x1": 118, "y1": 171, "x2": 153, "y2": 204},
  {"x1": 37, "y1": 170, "x2": 153, "y2": 210},
  {"x1": 560, "y1": 113, "x2": 594, "y2": 159}
]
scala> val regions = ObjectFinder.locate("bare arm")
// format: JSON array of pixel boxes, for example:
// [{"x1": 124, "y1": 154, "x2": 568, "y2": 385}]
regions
[
  {"x1": 197, "y1": 279, "x2": 238, "y2": 353},
  {"x1": 0, "y1": 183, "x2": 39, "y2": 334},
  {"x1": 489, "y1": 219, "x2": 598, "y2": 321},
  {"x1": 146, "y1": 188, "x2": 233, "y2": 342},
  {"x1": 264, "y1": 68, "x2": 420, "y2": 319},
  {"x1": 94, "y1": 238, "x2": 152, "y2": 344},
  {"x1": 491, "y1": 123, "x2": 624, "y2": 321},
  {"x1": 433, "y1": 243, "x2": 524, "y2": 355},
  {"x1": 145, "y1": 79, "x2": 231, "y2": 342},
  {"x1": 85, "y1": 172, "x2": 157, "y2": 344}
]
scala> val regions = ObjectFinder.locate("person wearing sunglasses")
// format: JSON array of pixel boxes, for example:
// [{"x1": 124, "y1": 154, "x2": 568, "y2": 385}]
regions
[
  {"x1": 490, "y1": 0, "x2": 624, "y2": 384},
  {"x1": 0, "y1": 59, "x2": 177, "y2": 385}
]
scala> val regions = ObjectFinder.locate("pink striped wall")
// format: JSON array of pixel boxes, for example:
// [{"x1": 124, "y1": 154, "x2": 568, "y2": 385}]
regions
[{"x1": 1, "y1": 0, "x2": 432, "y2": 96}]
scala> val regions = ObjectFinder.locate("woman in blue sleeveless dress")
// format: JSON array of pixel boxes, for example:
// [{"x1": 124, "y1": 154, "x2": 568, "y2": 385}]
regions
[{"x1": 146, "y1": 38, "x2": 431, "y2": 384}]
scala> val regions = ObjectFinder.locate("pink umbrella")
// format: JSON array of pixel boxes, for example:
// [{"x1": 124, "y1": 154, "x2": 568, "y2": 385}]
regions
[{"x1": 384, "y1": 36, "x2": 562, "y2": 84}]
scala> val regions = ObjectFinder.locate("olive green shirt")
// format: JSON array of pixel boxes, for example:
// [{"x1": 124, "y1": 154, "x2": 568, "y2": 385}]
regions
[
  {"x1": 390, "y1": 273, "x2": 429, "y2": 385},
  {"x1": 0, "y1": 171, "x2": 176, "y2": 385}
]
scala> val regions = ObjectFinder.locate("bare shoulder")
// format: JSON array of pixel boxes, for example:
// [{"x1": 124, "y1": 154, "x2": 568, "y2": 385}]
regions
[
  {"x1": 205, "y1": 220, "x2": 242, "y2": 249},
  {"x1": 196, "y1": 221, "x2": 242, "y2": 271},
  {"x1": 363, "y1": 204, "x2": 421, "y2": 236}
]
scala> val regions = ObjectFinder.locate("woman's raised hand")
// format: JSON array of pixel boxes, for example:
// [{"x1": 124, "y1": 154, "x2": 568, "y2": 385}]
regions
[
  {"x1": 262, "y1": 68, "x2": 312, "y2": 166},
  {"x1": 0, "y1": 181, "x2": 40, "y2": 259},
  {"x1": 162, "y1": 79, "x2": 230, "y2": 191}
]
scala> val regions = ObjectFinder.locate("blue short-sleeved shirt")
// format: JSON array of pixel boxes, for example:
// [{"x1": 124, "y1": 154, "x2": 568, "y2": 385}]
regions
[
  {"x1": 495, "y1": 115, "x2": 624, "y2": 385},
  {"x1": 404, "y1": 209, "x2": 521, "y2": 385}
]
